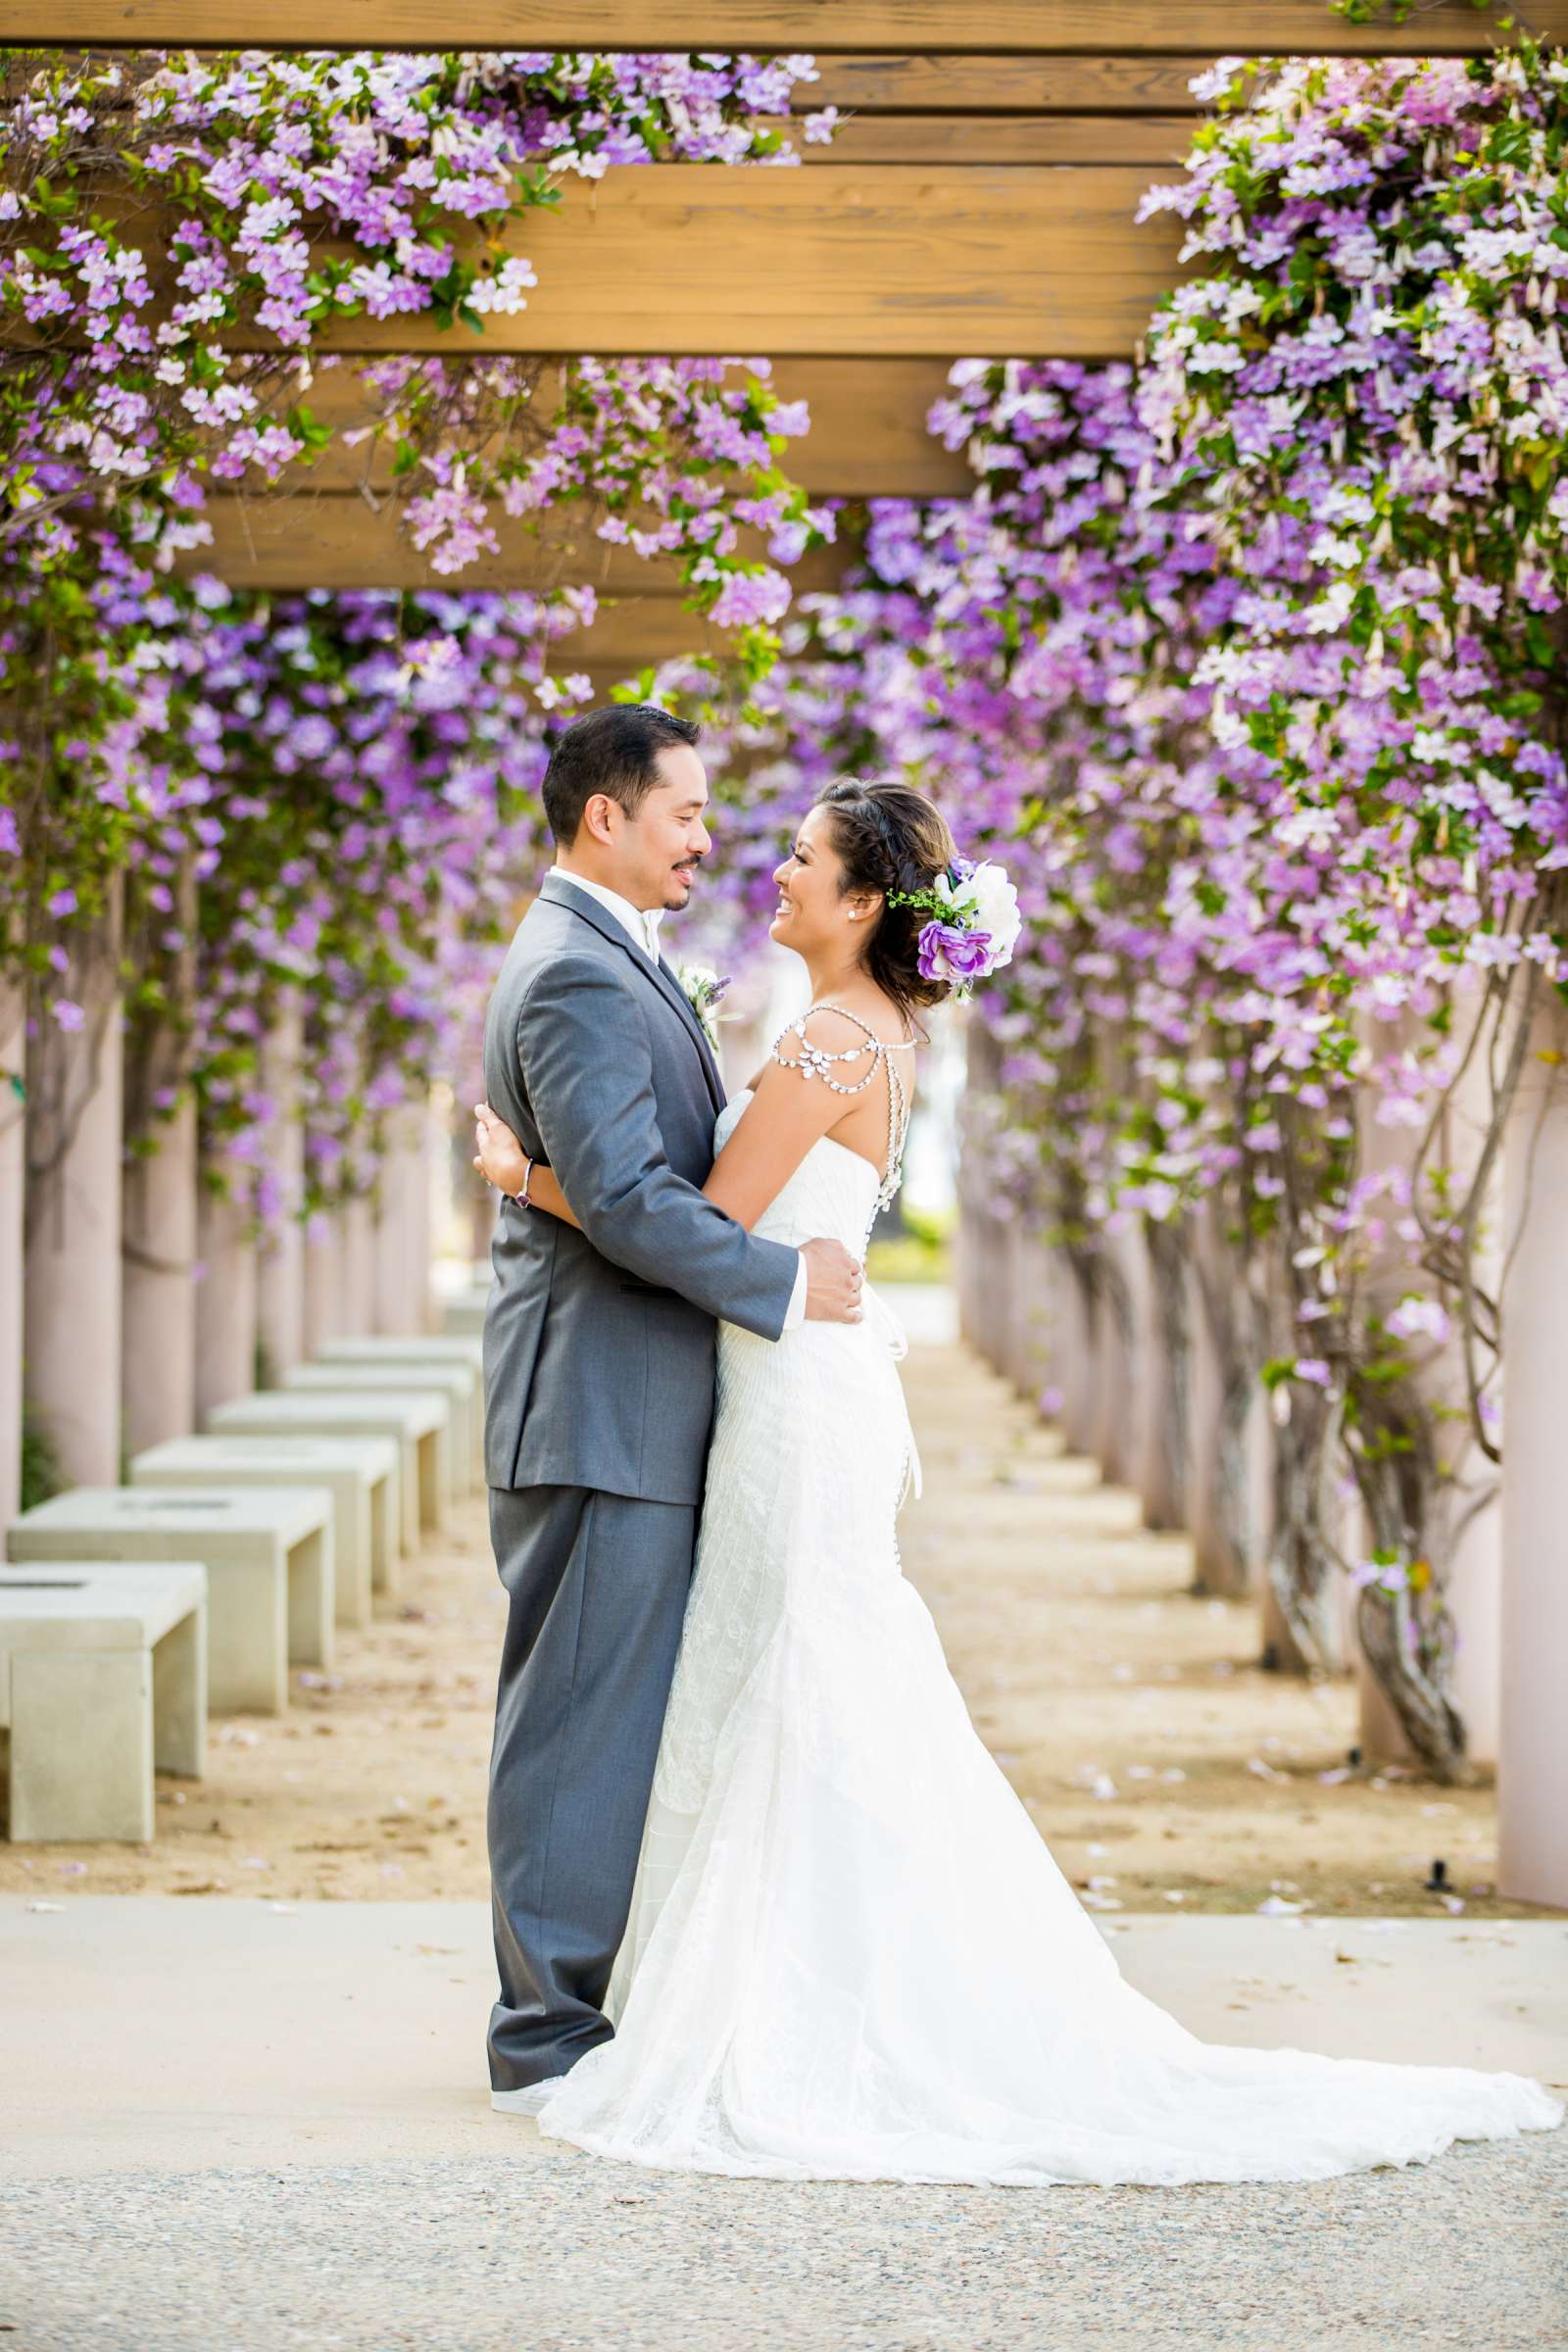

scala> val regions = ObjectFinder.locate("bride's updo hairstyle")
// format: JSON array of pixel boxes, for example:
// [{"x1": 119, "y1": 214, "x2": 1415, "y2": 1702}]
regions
[{"x1": 814, "y1": 777, "x2": 958, "y2": 1016}]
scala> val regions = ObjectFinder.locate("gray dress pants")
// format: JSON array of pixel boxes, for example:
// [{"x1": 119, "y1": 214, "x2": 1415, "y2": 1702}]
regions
[{"x1": 486, "y1": 1482, "x2": 697, "y2": 2093}]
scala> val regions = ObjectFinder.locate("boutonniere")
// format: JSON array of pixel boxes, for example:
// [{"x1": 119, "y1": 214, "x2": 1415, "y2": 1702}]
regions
[{"x1": 676, "y1": 963, "x2": 732, "y2": 1049}]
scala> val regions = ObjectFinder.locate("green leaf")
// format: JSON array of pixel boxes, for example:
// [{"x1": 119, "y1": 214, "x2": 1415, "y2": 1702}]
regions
[{"x1": 286, "y1": 403, "x2": 334, "y2": 455}]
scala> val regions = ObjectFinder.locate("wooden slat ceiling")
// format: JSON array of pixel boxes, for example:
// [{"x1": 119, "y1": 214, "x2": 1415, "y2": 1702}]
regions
[
  {"x1": 177, "y1": 499, "x2": 859, "y2": 592},
  {"x1": 233, "y1": 360, "x2": 975, "y2": 497},
  {"x1": 4, "y1": 167, "x2": 1186, "y2": 358},
  {"x1": 12, "y1": 7, "x2": 1521, "y2": 638},
  {"x1": 11, "y1": 2, "x2": 1560, "y2": 50},
  {"x1": 807, "y1": 56, "x2": 1205, "y2": 111},
  {"x1": 557, "y1": 669, "x2": 747, "y2": 711},
  {"x1": 771, "y1": 114, "x2": 1199, "y2": 164},
  {"x1": 476, "y1": 596, "x2": 755, "y2": 665}
]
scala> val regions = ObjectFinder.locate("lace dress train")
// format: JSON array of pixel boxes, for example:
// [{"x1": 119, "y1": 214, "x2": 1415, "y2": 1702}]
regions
[{"x1": 534, "y1": 1092, "x2": 1562, "y2": 2184}]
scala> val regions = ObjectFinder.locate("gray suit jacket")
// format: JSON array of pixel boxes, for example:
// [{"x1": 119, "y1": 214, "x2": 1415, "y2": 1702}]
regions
[{"x1": 480, "y1": 870, "x2": 799, "y2": 1502}]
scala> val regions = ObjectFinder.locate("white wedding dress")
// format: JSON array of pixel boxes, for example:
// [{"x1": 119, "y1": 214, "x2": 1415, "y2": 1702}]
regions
[{"x1": 535, "y1": 1089, "x2": 1562, "y2": 2184}]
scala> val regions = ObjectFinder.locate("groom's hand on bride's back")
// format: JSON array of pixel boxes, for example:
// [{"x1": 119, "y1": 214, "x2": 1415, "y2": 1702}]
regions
[{"x1": 801, "y1": 1238, "x2": 864, "y2": 1324}]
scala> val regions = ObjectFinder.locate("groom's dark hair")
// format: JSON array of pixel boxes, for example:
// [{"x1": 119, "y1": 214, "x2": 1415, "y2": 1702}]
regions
[{"x1": 542, "y1": 704, "x2": 703, "y2": 846}]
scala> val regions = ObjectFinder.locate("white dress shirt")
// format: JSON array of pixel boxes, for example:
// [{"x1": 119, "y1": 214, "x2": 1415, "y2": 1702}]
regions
[
  {"x1": 554, "y1": 869, "x2": 664, "y2": 960},
  {"x1": 552, "y1": 869, "x2": 808, "y2": 1332}
]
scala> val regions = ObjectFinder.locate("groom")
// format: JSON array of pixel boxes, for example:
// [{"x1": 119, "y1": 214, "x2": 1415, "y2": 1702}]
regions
[{"x1": 479, "y1": 703, "x2": 861, "y2": 2111}]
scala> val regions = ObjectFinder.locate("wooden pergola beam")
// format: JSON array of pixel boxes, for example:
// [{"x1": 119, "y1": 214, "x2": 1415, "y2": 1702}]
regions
[
  {"x1": 177, "y1": 496, "x2": 860, "y2": 592},
  {"x1": 10, "y1": 2, "x2": 1560, "y2": 52},
  {"x1": 236, "y1": 358, "x2": 977, "y2": 496},
  {"x1": 6, "y1": 167, "x2": 1187, "y2": 358},
  {"x1": 558, "y1": 668, "x2": 750, "y2": 711},
  {"x1": 773, "y1": 112, "x2": 1200, "y2": 161},
  {"x1": 485, "y1": 596, "x2": 760, "y2": 666},
  {"x1": 712, "y1": 357, "x2": 975, "y2": 492},
  {"x1": 807, "y1": 56, "x2": 1208, "y2": 112}
]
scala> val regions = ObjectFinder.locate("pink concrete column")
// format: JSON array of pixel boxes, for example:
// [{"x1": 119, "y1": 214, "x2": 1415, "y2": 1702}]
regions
[
  {"x1": 121, "y1": 860, "x2": 199, "y2": 1455},
  {"x1": 992, "y1": 1216, "x2": 1016, "y2": 1383},
  {"x1": 302, "y1": 1208, "x2": 346, "y2": 1357},
  {"x1": 413, "y1": 1098, "x2": 438, "y2": 1333},
  {"x1": 1046, "y1": 1242, "x2": 1077, "y2": 1420},
  {"x1": 986, "y1": 1211, "x2": 1010, "y2": 1373},
  {"x1": 1057, "y1": 1247, "x2": 1100, "y2": 1458},
  {"x1": 24, "y1": 898, "x2": 124, "y2": 1488},
  {"x1": 370, "y1": 1123, "x2": 410, "y2": 1336},
  {"x1": 121, "y1": 1086, "x2": 198, "y2": 1455},
  {"x1": 954, "y1": 1198, "x2": 982, "y2": 1354},
  {"x1": 468, "y1": 1179, "x2": 499, "y2": 1277},
  {"x1": 1089, "y1": 1223, "x2": 1142, "y2": 1491},
  {"x1": 373, "y1": 1101, "x2": 433, "y2": 1338},
  {"x1": 1498, "y1": 1001, "x2": 1568, "y2": 1906},
  {"x1": 1184, "y1": 1199, "x2": 1270, "y2": 1597},
  {"x1": 958, "y1": 1200, "x2": 998, "y2": 1366},
  {"x1": 0, "y1": 979, "x2": 24, "y2": 1526},
  {"x1": 409, "y1": 1105, "x2": 439, "y2": 1336},
  {"x1": 256, "y1": 994, "x2": 306, "y2": 1382},
  {"x1": 194, "y1": 1175, "x2": 258, "y2": 1420},
  {"x1": 339, "y1": 1193, "x2": 377, "y2": 1338},
  {"x1": 1132, "y1": 1220, "x2": 1189, "y2": 1534},
  {"x1": 1014, "y1": 1231, "x2": 1059, "y2": 1412},
  {"x1": 969, "y1": 1207, "x2": 999, "y2": 1368},
  {"x1": 1001, "y1": 1217, "x2": 1029, "y2": 1395},
  {"x1": 1005, "y1": 1226, "x2": 1056, "y2": 1403}
]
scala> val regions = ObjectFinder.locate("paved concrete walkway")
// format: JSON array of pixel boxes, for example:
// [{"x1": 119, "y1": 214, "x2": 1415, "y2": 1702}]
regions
[
  {"x1": 3, "y1": 1297, "x2": 1563, "y2": 2347},
  {"x1": 2, "y1": 1896, "x2": 1563, "y2": 2348}
]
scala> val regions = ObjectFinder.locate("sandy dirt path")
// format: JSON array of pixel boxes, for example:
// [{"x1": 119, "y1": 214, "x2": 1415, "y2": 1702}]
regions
[{"x1": 0, "y1": 1326, "x2": 1554, "y2": 1923}]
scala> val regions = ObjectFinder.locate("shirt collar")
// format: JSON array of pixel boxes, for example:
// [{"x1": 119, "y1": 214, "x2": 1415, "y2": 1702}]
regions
[{"x1": 554, "y1": 870, "x2": 663, "y2": 961}]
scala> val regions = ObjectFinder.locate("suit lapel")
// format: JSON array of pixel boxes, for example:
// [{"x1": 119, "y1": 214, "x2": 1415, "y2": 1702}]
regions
[
  {"x1": 656, "y1": 951, "x2": 726, "y2": 1110},
  {"x1": 542, "y1": 872, "x2": 725, "y2": 1115}
]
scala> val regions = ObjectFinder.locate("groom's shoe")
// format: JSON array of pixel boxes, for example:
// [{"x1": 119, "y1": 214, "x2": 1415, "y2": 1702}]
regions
[{"x1": 490, "y1": 2080, "x2": 565, "y2": 2118}]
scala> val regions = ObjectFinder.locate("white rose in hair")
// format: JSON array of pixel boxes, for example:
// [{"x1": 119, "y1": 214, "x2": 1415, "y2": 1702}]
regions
[
  {"x1": 895, "y1": 853, "x2": 1023, "y2": 996},
  {"x1": 965, "y1": 861, "x2": 1021, "y2": 967}
]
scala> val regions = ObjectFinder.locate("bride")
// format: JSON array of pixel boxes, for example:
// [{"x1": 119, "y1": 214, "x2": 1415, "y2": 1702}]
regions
[{"x1": 471, "y1": 775, "x2": 1561, "y2": 2186}]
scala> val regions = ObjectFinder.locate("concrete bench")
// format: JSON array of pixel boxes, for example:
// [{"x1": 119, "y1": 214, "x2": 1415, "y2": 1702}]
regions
[
  {"x1": 129, "y1": 1435, "x2": 399, "y2": 1625},
  {"x1": 316, "y1": 1333, "x2": 482, "y2": 1375},
  {"x1": 275, "y1": 1373, "x2": 465, "y2": 1514},
  {"x1": 0, "y1": 1561, "x2": 207, "y2": 1841},
  {"x1": 316, "y1": 1332, "x2": 482, "y2": 1388},
  {"x1": 205, "y1": 1392, "x2": 445, "y2": 1554},
  {"x1": 8, "y1": 1489, "x2": 334, "y2": 1718},
  {"x1": 283, "y1": 1354, "x2": 474, "y2": 1495},
  {"x1": 313, "y1": 1339, "x2": 485, "y2": 1496}
]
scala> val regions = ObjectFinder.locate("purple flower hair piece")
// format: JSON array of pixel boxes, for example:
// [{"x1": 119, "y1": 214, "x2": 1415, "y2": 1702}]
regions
[
  {"x1": 889, "y1": 851, "x2": 1020, "y2": 997},
  {"x1": 916, "y1": 920, "x2": 995, "y2": 984}
]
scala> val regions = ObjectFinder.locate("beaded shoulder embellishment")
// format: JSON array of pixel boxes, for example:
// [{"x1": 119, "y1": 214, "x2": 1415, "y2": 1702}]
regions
[{"x1": 767, "y1": 1002, "x2": 915, "y2": 1238}]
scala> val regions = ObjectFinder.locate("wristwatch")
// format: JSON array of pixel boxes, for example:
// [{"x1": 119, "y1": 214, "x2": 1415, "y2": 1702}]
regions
[{"x1": 511, "y1": 1155, "x2": 535, "y2": 1210}]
